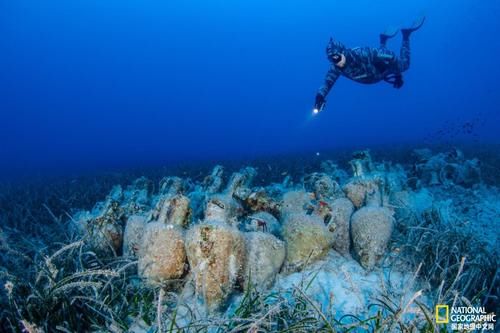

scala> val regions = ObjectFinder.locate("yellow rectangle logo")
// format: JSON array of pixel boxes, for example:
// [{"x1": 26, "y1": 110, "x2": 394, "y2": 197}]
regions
[{"x1": 436, "y1": 305, "x2": 449, "y2": 324}]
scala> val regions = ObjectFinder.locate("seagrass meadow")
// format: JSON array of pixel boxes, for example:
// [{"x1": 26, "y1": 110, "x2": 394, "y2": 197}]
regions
[{"x1": 0, "y1": 145, "x2": 498, "y2": 333}]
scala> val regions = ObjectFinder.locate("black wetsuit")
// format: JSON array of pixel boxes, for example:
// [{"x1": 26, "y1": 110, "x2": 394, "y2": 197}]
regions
[{"x1": 317, "y1": 37, "x2": 411, "y2": 99}]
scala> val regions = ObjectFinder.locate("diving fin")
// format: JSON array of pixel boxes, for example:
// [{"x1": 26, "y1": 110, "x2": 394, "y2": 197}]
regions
[
  {"x1": 402, "y1": 15, "x2": 426, "y2": 39},
  {"x1": 380, "y1": 26, "x2": 399, "y2": 45},
  {"x1": 382, "y1": 27, "x2": 399, "y2": 38}
]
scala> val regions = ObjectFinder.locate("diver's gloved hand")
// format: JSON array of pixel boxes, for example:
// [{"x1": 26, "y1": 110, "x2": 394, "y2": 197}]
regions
[
  {"x1": 384, "y1": 73, "x2": 404, "y2": 89},
  {"x1": 313, "y1": 94, "x2": 326, "y2": 113},
  {"x1": 393, "y1": 74, "x2": 404, "y2": 89}
]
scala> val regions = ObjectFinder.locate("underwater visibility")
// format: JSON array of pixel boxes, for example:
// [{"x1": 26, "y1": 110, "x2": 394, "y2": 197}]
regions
[{"x1": 0, "y1": 0, "x2": 499, "y2": 332}]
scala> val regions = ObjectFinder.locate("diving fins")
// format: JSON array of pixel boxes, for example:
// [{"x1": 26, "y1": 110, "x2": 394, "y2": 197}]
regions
[
  {"x1": 380, "y1": 26, "x2": 399, "y2": 45},
  {"x1": 402, "y1": 16, "x2": 426, "y2": 39}
]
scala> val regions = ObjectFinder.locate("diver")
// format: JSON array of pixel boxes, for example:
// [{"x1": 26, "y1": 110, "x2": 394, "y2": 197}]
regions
[{"x1": 313, "y1": 17, "x2": 425, "y2": 114}]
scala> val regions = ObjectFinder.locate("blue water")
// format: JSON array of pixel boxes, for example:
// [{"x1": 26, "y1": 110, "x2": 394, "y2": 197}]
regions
[{"x1": 1, "y1": 0, "x2": 499, "y2": 180}]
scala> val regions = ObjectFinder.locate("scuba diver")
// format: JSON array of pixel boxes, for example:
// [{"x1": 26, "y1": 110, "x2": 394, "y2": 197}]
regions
[{"x1": 313, "y1": 17, "x2": 425, "y2": 114}]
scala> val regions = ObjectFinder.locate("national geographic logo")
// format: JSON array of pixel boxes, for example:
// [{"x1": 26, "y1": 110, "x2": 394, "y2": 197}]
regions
[
  {"x1": 435, "y1": 305, "x2": 496, "y2": 331},
  {"x1": 435, "y1": 305, "x2": 449, "y2": 324}
]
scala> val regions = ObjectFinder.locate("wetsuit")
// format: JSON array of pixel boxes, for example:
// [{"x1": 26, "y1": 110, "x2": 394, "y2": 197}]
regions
[{"x1": 317, "y1": 36, "x2": 411, "y2": 102}]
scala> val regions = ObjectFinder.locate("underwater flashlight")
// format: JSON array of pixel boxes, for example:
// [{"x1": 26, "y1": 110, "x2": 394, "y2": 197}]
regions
[
  {"x1": 313, "y1": 102, "x2": 325, "y2": 115},
  {"x1": 313, "y1": 94, "x2": 326, "y2": 115}
]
